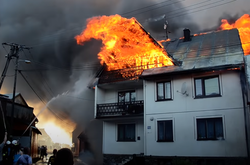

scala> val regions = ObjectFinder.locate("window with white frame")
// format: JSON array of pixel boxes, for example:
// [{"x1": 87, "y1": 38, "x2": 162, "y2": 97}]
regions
[
  {"x1": 118, "y1": 91, "x2": 136, "y2": 103},
  {"x1": 117, "y1": 123, "x2": 136, "y2": 142},
  {"x1": 194, "y1": 76, "x2": 221, "y2": 98},
  {"x1": 157, "y1": 120, "x2": 173, "y2": 142},
  {"x1": 196, "y1": 117, "x2": 224, "y2": 140},
  {"x1": 157, "y1": 81, "x2": 172, "y2": 101}
]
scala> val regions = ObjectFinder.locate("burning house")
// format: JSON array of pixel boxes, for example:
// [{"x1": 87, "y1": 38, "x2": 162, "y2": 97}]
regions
[{"x1": 75, "y1": 14, "x2": 250, "y2": 164}]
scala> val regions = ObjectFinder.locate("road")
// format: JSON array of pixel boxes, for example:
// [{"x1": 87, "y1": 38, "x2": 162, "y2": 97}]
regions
[{"x1": 33, "y1": 154, "x2": 86, "y2": 165}]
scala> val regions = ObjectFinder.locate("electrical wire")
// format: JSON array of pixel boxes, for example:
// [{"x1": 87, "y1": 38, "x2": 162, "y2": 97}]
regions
[
  {"x1": 15, "y1": 0, "x2": 237, "y2": 48},
  {"x1": 18, "y1": 70, "x2": 73, "y2": 125}
]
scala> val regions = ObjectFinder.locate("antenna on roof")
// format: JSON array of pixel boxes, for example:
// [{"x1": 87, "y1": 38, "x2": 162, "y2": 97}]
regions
[{"x1": 163, "y1": 15, "x2": 169, "y2": 40}]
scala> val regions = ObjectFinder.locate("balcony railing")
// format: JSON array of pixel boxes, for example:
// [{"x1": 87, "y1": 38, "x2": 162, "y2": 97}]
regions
[{"x1": 96, "y1": 100, "x2": 144, "y2": 118}]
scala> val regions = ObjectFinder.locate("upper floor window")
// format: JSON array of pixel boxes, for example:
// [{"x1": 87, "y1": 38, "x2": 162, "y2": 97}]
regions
[
  {"x1": 197, "y1": 117, "x2": 224, "y2": 140},
  {"x1": 157, "y1": 81, "x2": 172, "y2": 101},
  {"x1": 194, "y1": 76, "x2": 220, "y2": 98},
  {"x1": 117, "y1": 123, "x2": 136, "y2": 142},
  {"x1": 157, "y1": 120, "x2": 173, "y2": 142},
  {"x1": 118, "y1": 91, "x2": 136, "y2": 103}
]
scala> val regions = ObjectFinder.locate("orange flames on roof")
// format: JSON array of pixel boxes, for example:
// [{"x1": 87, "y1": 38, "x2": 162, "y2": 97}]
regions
[
  {"x1": 219, "y1": 14, "x2": 250, "y2": 55},
  {"x1": 75, "y1": 14, "x2": 173, "y2": 77}
]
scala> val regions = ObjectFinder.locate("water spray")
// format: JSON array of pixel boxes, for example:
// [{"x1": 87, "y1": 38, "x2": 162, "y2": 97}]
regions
[{"x1": 18, "y1": 100, "x2": 51, "y2": 140}]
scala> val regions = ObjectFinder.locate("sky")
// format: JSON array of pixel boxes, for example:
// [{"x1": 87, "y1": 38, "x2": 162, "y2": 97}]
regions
[{"x1": 0, "y1": 0, "x2": 250, "y2": 149}]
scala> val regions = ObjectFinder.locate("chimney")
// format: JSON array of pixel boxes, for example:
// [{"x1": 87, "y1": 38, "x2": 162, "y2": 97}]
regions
[{"x1": 183, "y1": 28, "x2": 191, "y2": 41}]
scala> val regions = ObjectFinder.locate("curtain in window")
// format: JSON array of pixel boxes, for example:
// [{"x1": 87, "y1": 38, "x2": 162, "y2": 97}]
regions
[
  {"x1": 197, "y1": 119, "x2": 206, "y2": 139},
  {"x1": 118, "y1": 91, "x2": 136, "y2": 103},
  {"x1": 118, "y1": 93, "x2": 125, "y2": 103},
  {"x1": 197, "y1": 118, "x2": 223, "y2": 140},
  {"x1": 118, "y1": 124, "x2": 135, "y2": 141},
  {"x1": 125, "y1": 124, "x2": 135, "y2": 140},
  {"x1": 130, "y1": 92, "x2": 136, "y2": 102},
  {"x1": 215, "y1": 118, "x2": 223, "y2": 138},
  {"x1": 165, "y1": 120, "x2": 173, "y2": 140},
  {"x1": 118, "y1": 125, "x2": 125, "y2": 141},
  {"x1": 195, "y1": 79, "x2": 202, "y2": 96},
  {"x1": 158, "y1": 120, "x2": 173, "y2": 141},
  {"x1": 207, "y1": 120, "x2": 215, "y2": 139},
  {"x1": 205, "y1": 77, "x2": 219, "y2": 95},
  {"x1": 158, "y1": 121, "x2": 165, "y2": 141},
  {"x1": 164, "y1": 82, "x2": 171, "y2": 99},
  {"x1": 157, "y1": 83, "x2": 164, "y2": 100}
]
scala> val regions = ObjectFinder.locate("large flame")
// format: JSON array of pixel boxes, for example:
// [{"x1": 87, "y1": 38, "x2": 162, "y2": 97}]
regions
[
  {"x1": 75, "y1": 14, "x2": 173, "y2": 77},
  {"x1": 44, "y1": 122, "x2": 72, "y2": 146},
  {"x1": 219, "y1": 14, "x2": 250, "y2": 55}
]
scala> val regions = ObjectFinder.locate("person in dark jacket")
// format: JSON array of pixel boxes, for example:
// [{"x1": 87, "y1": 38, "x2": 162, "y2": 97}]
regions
[
  {"x1": 2, "y1": 140, "x2": 15, "y2": 165},
  {"x1": 0, "y1": 132, "x2": 7, "y2": 165},
  {"x1": 48, "y1": 149, "x2": 57, "y2": 165},
  {"x1": 55, "y1": 148, "x2": 74, "y2": 165}
]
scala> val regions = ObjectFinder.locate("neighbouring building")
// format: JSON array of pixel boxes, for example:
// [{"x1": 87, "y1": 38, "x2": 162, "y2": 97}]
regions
[
  {"x1": 0, "y1": 93, "x2": 41, "y2": 158},
  {"x1": 91, "y1": 28, "x2": 250, "y2": 165}
]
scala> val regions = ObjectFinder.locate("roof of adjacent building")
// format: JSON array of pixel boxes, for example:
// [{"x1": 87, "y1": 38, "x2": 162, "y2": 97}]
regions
[
  {"x1": 96, "y1": 28, "x2": 244, "y2": 84},
  {"x1": 141, "y1": 28, "x2": 244, "y2": 78},
  {"x1": 2, "y1": 93, "x2": 29, "y2": 106}
]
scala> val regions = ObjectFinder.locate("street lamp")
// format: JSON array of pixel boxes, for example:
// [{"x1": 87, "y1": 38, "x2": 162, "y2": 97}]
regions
[{"x1": 10, "y1": 58, "x2": 31, "y2": 138}]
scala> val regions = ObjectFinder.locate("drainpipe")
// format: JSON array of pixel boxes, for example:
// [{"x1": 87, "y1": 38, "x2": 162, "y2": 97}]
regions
[{"x1": 240, "y1": 68, "x2": 250, "y2": 158}]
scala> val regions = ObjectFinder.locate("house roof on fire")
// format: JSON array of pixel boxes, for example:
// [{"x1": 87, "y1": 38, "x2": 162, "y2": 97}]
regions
[
  {"x1": 95, "y1": 28, "x2": 244, "y2": 85},
  {"x1": 141, "y1": 28, "x2": 244, "y2": 78}
]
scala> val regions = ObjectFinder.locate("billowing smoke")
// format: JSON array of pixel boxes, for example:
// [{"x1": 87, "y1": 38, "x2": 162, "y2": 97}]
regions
[
  {"x1": 0, "y1": 0, "x2": 198, "y2": 133},
  {"x1": 0, "y1": 0, "x2": 249, "y2": 164}
]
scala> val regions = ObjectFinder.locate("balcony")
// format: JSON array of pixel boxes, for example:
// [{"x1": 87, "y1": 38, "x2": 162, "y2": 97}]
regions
[{"x1": 96, "y1": 100, "x2": 144, "y2": 118}]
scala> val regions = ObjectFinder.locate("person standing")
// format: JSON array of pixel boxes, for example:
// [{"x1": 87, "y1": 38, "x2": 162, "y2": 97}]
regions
[
  {"x1": 15, "y1": 147, "x2": 32, "y2": 165},
  {"x1": 55, "y1": 148, "x2": 74, "y2": 165},
  {"x1": 0, "y1": 131, "x2": 7, "y2": 165},
  {"x1": 2, "y1": 139, "x2": 15, "y2": 165},
  {"x1": 48, "y1": 149, "x2": 57, "y2": 165},
  {"x1": 12, "y1": 141, "x2": 22, "y2": 165}
]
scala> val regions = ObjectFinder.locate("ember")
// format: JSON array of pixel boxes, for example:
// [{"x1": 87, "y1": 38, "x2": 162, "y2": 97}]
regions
[
  {"x1": 219, "y1": 14, "x2": 250, "y2": 55},
  {"x1": 75, "y1": 14, "x2": 173, "y2": 78}
]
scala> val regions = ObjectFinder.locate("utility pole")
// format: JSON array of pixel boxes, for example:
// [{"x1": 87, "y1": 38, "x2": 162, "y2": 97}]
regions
[
  {"x1": 0, "y1": 43, "x2": 18, "y2": 91},
  {"x1": 0, "y1": 43, "x2": 31, "y2": 137}
]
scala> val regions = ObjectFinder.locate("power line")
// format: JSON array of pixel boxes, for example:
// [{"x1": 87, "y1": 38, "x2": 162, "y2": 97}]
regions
[
  {"x1": 17, "y1": 0, "x2": 237, "y2": 48},
  {"x1": 164, "y1": 0, "x2": 236, "y2": 20},
  {"x1": 21, "y1": 49, "x2": 55, "y2": 99},
  {"x1": 121, "y1": 0, "x2": 184, "y2": 17},
  {"x1": 18, "y1": 70, "x2": 74, "y2": 125}
]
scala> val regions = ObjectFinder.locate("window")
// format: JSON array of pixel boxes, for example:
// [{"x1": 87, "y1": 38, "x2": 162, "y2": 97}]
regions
[
  {"x1": 194, "y1": 76, "x2": 220, "y2": 98},
  {"x1": 118, "y1": 91, "x2": 136, "y2": 103},
  {"x1": 197, "y1": 117, "x2": 224, "y2": 140},
  {"x1": 157, "y1": 120, "x2": 173, "y2": 142},
  {"x1": 117, "y1": 124, "x2": 135, "y2": 141},
  {"x1": 157, "y1": 81, "x2": 172, "y2": 101}
]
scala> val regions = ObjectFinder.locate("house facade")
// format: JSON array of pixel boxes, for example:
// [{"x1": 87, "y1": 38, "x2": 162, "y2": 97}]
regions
[{"x1": 93, "y1": 28, "x2": 250, "y2": 164}]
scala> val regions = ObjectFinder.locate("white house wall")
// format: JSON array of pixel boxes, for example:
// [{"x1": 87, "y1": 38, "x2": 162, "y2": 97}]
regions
[
  {"x1": 144, "y1": 70, "x2": 248, "y2": 157},
  {"x1": 103, "y1": 119, "x2": 144, "y2": 154}
]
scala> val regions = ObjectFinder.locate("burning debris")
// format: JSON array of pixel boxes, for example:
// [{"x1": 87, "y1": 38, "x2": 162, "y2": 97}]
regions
[
  {"x1": 219, "y1": 14, "x2": 250, "y2": 55},
  {"x1": 75, "y1": 14, "x2": 174, "y2": 78}
]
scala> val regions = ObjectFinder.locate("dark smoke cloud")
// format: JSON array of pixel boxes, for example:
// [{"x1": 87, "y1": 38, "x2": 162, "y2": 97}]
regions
[{"x1": 0, "y1": 0, "x2": 198, "y2": 129}]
